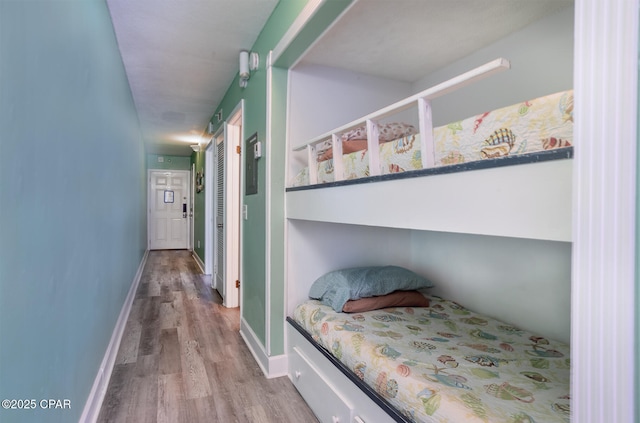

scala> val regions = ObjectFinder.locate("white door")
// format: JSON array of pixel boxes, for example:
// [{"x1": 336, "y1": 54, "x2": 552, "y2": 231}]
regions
[
  {"x1": 148, "y1": 170, "x2": 190, "y2": 250},
  {"x1": 212, "y1": 119, "x2": 241, "y2": 308},
  {"x1": 204, "y1": 136, "x2": 217, "y2": 277},
  {"x1": 214, "y1": 133, "x2": 225, "y2": 294}
]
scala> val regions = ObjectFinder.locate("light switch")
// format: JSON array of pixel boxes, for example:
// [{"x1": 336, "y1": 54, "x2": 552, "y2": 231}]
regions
[{"x1": 243, "y1": 205, "x2": 248, "y2": 220}]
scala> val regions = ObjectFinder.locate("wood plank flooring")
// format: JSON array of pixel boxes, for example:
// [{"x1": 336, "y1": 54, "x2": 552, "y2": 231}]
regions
[{"x1": 97, "y1": 250, "x2": 318, "y2": 423}]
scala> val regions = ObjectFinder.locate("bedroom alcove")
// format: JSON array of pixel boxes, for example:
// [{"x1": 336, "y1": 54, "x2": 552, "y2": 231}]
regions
[
  {"x1": 273, "y1": 0, "x2": 637, "y2": 421},
  {"x1": 286, "y1": 220, "x2": 571, "y2": 344},
  {"x1": 284, "y1": 1, "x2": 574, "y2": 337}
]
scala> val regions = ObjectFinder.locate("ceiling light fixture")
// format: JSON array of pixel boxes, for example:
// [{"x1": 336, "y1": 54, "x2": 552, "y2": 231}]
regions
[
  {"x1": 190, "y1": 145, "x2": 201, "y2": 152},
  {"x1": 239, "y1": 50, "x2": 259, "y2": 88}
]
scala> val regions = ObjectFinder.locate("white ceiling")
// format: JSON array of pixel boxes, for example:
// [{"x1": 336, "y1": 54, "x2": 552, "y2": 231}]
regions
[
  {"x1": 302, "y1": 0, "x2": 573, "y2": 82},
  {"x1": 107, "y1": 0, "x2": 572, "y2": 156},
  {"x1": 107, "y1": 0, "x2": 279, "y2": 156}
]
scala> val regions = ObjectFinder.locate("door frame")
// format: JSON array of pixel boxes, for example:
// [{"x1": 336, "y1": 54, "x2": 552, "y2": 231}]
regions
[
  {"x1": 190, "y1": 163, "x2": 196, "y2": 251},
  {"x1": 204, "y1": 100, "x2": 244, "y2": 308},
  {"x1": 223, "y1": 105, "x2": 242, "y2": 308},
  {"x1": 147, "y1": 169, "x2": 191, "y2": 250}
]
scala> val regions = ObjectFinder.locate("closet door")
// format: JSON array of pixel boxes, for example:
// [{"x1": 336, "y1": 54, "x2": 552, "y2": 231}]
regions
[
  {"x1": 223, "y1": 122, "x2": 240, "y2": 308},
  {"x1": 214, "y1": 132, "x2": 225, "y2": 295},
  {"x1": 212, "y1": 120, "x2": 240, "y2": 308}
]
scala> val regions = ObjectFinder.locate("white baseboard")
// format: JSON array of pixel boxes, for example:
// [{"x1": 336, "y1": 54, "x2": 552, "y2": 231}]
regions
[
  {"x1": 192, "y1": 251, "x2": 205, "y2": 274},
  {"x1": 240, "y1": 318, "x2": 288, "y2": 379},
  {"x1": 79, "y1": 249, "x2": 149, "y2": 423}
]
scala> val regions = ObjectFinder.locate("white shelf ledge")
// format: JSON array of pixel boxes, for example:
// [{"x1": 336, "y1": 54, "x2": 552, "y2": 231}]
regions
[{"x1": 286, "y1": 157, "x2": 572, "y2": 242}]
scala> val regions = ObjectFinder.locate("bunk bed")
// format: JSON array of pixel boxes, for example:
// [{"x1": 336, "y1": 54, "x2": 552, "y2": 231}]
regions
[
  {"x1": 289, "y1": 292, "x2": 570, "y2": 423},
  {"x1": 284, "y1": 57, "x2": 573, "y2": 422},
  {"x1": 286, "y1": 59, "x2": 573, "y2": 242},
  {"x1": 288, "y1": 59, "x2": 573, "y2": 190}
]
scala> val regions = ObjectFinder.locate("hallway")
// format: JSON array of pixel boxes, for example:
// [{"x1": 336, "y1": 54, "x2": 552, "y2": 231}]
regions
[{"x1": 97, "y1": 250, "x2": 317, "y2": 422}]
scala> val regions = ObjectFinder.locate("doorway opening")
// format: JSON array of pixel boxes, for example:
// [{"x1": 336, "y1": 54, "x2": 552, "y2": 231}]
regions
[{"x1": 204, "y1": 103, "x2": 243, "y2": 308}]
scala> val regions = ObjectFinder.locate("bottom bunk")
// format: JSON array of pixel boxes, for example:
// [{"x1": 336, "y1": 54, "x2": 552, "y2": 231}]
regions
[{"x1": 287, "y1": 291, "x2": 570, "y2": 423}]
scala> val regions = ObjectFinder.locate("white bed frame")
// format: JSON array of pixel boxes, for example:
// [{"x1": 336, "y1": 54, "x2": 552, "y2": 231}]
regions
[
  {"x1": 284, "y1": 61, "x2": 573, "y2": 422},
  {"x1": 292, "y1": 58, "x2": 510, "y2": 184}
]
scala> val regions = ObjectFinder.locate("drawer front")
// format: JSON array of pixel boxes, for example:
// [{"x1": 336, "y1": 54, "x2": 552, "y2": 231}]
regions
[{"x1": 290, "y1": 346, "x2": 353, "y2": 423}]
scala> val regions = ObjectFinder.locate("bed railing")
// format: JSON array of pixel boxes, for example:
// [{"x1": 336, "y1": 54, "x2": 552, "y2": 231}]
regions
[{"x1": 292, "y1": 58, "x2": 511, "y2": 185}]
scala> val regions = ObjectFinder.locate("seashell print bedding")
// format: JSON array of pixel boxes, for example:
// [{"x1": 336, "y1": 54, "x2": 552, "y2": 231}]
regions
[
  {"x1": 433, "y1": 90, "x2": 573, "y2": 166},
  {"x1": 289, "y1": 90, "x2": 573, "y2": 187},
  {"x1": 292, "y1": 296, "x2": 570, "y2": 422}
]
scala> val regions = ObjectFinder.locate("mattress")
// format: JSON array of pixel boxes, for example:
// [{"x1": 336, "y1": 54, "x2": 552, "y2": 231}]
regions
[
  {"x1": 292, "y1": 297, "x2": 570, "y2": 423},
  {"x1": 288, "y1": 90, "x2": 573, "y2": 187}
]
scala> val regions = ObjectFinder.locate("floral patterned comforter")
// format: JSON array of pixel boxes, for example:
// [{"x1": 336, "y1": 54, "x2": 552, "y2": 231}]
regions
[{"x1": 292, "y1": 297, "x2": 570, "y2": 423}]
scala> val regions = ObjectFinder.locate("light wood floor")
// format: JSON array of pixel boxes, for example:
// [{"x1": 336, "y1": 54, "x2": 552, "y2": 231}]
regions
[{"x1": 97, "y1": 250, "x2": 318, "y2": 423}]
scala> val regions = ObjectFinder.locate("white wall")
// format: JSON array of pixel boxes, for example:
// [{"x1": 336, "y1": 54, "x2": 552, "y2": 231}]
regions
[
  {"x1": 287, "y1": 64, "x2": 413, "y2": 177},
  {"x1": 288, "y1": 64, "x2": 413, "y2": 145},
  {"x1": 410, "y1": 231, "x2": 571, "y2": 343},
  {"x1": 413, "y1": 5, "x2": 574, "y2": 126},
  {"x1": 286, "y1": 220, "x2": 571, "y2": 343},
  {"x1": 286, "y1": 220, "x2": 413, "y2": 314}
]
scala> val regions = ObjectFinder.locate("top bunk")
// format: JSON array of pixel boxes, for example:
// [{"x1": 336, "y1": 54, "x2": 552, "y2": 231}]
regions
[
  {"x1": 285, "y1": 60, "x2": 573, "y2": 242},
  {"x1": 284, "y1": 1, "x2": 574, "y2": 242},
  {"x1": 287, "y1": 58, "x2": 573, "y2": 190}
]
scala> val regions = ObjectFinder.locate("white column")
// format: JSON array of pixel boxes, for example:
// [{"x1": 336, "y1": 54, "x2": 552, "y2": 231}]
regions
[{"x1": 572, "y1": 1, "x2": 638, "y2": 422}]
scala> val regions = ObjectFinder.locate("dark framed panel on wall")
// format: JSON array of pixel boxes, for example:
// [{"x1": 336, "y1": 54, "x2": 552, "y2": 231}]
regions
[{"x1": 245, "y1": 132, "x2": 258, "y2": 195}]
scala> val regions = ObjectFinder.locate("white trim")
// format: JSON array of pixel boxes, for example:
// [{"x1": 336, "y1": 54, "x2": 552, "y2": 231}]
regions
[
  {"x1": 240, "y1": 318, "x2": 288, "y2": 379},
  {"x1": 190, "y1": 163, "x2": 196, "y2": 251},
  {"x1": 238, "y1": 99, "x2": 245, "y2": 313},
  {"x1": 283, "y1": 58, "x2": 292, "y2": 354},
  {"x1": 272, "y1": 0, "x2": 357, "y2": 71},
  {"x1": 80, "y1": 250, "x2": 149, "y2": 423},
  {"x1": 571, "y1": 0, "x2": 638, "y2": 421},
  {"x1": 265, "y1": 52, "x2": 273, "y2": 355},
  {"x1": 222, "y1": 102, "x2": 243, "y2": 309},
  {"x1": 271, "y1": 0, "x2": 325, "y2": 64},
  {"x1": 192, "y1": 251, "x2": 205, "y2": 274}
]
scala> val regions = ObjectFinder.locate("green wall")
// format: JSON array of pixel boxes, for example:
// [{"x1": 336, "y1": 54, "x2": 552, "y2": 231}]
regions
[
  {"x1": 0, "y1": 2, "x2": 147, "y2": 422},
  {"x1": 238, "y1": 0, "x2": 310, "y2": 354},
  {"x1": 191, "y1": 0, "x2": 352, "y2": 357},
  {"x1": 193, "y1": 150, "x2": 205, "y2": 259},
  {"x1": 147, "y1": 154, "x2": 191, "y2": 170},
  {"x1": 192, "y1": 0, "x2": 310, "y2": 352}
]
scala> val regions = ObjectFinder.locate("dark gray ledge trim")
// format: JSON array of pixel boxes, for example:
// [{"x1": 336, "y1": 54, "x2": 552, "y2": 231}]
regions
[{"x1": 286, "y1": 147, "x2": 573, "y2": 192}]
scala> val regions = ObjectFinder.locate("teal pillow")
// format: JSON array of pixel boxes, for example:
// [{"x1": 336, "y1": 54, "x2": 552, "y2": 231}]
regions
[{"x1": 309, "y1": 266, "x2": 434, "y2": 312}]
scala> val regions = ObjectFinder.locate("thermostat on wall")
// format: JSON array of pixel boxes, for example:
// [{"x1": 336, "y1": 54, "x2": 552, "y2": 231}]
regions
[{"x1": 254, "y1": 141, "x2": 262, "y2": 159}]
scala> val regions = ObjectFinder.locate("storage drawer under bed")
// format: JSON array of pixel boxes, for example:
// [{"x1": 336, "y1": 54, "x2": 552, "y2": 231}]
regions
[
  {"x1": 289, "y1": 345, "x2": 353, "y2": 423},
  {"x1": 287, "y1": 319, "x2": 403, "y2": 423}
]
